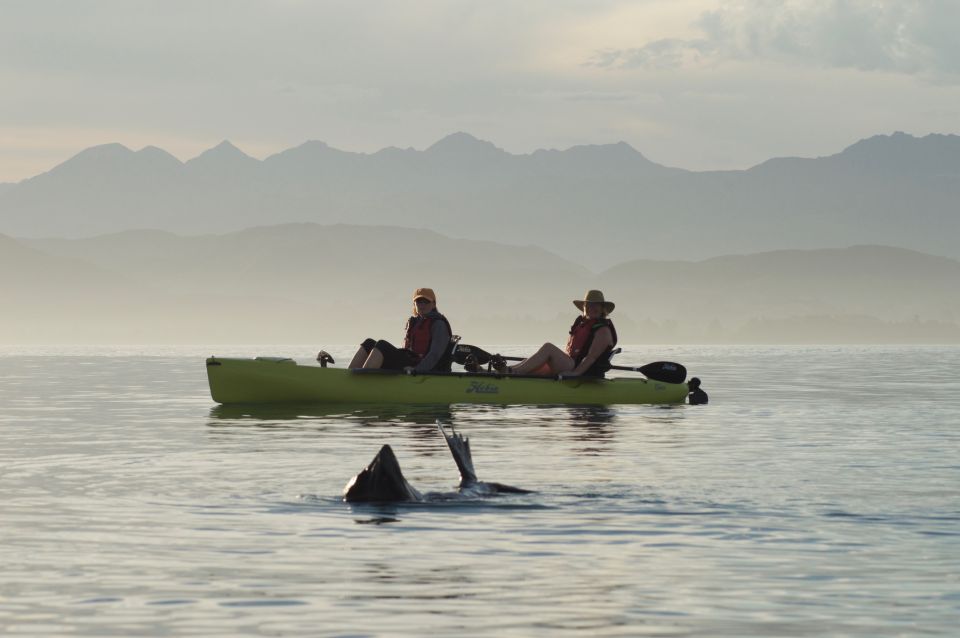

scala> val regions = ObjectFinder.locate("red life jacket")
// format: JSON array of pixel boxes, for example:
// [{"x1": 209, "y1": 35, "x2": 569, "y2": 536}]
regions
[
  {"x1": 565, "y1": 316, "x2": 617, "y2": 366},
  {"x1": 403, "y1": 313, "x2": 451, "y2": 360}
]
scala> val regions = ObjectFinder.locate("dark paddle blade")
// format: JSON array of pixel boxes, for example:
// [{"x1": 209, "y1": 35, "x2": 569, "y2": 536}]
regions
[
  {"x1": 453, "y1": 344, "x2": 494, "y2": 366},
  {"x1": 638, "y1": 361, "x2": 687, "y2": 384}
]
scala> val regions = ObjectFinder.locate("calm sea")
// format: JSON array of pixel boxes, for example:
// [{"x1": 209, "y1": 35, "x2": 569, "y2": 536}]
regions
[{"x1": 1, "y1": 345, "x2": 958, "y2": 637}]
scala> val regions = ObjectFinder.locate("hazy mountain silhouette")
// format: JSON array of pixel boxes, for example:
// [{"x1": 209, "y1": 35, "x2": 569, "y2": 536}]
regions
[
  {"x1": 1, "y1": 231, "x2": 165, "y2": 343},
  {"x1": 185, "y1": 140, "x2": 261, "y2": 176},
  {"x1": 425, "y1": 131, "x2": 505, "y2": 159},
  {"x1": 1, "y1": 231, "x2": 128, "y2": 290},
  {"x1": 1, "y1": 131, "x2": 957, "y2": 269},
  {"x1": 601, "y1": 245, "x2": 960, "y2": 338},
  {"x1": 7, "y1": 225, "x2": 959, "y2": 344}
]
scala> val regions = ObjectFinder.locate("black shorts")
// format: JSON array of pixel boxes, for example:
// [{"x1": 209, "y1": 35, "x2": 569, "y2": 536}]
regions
[{"x1": 363, "y1": 338, "x2": 420, "y2": 370}]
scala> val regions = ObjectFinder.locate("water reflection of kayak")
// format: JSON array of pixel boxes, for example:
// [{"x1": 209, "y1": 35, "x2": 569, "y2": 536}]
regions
[{"x1": 206, "y1": 357, "x2": 688, "y2": 405}]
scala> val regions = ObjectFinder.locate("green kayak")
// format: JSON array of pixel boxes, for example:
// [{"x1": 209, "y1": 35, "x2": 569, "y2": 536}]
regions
[{"x1": 206, "y1": 356, "x2": 688, "y2": 405}]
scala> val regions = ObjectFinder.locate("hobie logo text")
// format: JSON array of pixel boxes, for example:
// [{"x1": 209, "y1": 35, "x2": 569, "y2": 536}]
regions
[{"x1": 466, "y1": 381, "x2": 499, "y2": 394}]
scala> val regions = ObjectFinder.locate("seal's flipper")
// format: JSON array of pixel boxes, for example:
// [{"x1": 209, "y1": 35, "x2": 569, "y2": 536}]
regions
[{"x1": 438, "y1": 423, "x2": 478, "y2": 488}]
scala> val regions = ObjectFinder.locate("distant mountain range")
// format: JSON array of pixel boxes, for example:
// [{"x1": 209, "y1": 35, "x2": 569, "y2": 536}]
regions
[
  {"x1": 1, "y1": 132, "x2": 958, "y2": 269},
  {"x1": 5, "y1": 224, "x2": 959, "y2": 344}
]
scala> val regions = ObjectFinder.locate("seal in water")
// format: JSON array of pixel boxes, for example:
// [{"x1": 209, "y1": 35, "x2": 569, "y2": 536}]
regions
[{"x1": 343, "y1": 424, "x2": 531, "y2": 503}]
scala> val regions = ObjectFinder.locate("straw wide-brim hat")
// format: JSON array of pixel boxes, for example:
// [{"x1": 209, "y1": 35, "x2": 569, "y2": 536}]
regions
[{"x1": 573, "y1": 289, "x2": 614, "y2": 314}]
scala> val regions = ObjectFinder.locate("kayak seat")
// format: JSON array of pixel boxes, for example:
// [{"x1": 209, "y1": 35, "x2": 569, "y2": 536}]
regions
[{"x1": 584, "y1": 347, "x2": 623, "y2": 379}]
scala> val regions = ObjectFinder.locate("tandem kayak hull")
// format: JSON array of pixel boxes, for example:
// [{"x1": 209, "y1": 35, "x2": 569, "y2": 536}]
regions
[{"x1": 205, "y1": 357, "x2": 688, "y2": 405}]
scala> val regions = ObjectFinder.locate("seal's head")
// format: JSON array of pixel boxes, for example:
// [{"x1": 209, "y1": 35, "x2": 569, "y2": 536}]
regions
[{"x1": 343, "y1": 444, "x2": 419, "y2": 502}]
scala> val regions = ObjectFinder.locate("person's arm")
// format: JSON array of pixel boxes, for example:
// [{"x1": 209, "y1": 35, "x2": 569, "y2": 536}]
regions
[
  {"x1": 569, "y1": 327, "x2": 613, "y2": 376},
  {"x1": 413, "y1": 320, "x2": 452, "y2": 372}
]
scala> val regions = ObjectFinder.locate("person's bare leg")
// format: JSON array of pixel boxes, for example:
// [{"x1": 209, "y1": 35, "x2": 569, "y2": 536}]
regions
[
  {"x1": 510, "y1": 343, "x2": 574, "y2": 375},
  {"x1": 509, "y1": 345, "x2": 552, "y2": 374},
  {"x1": 348, "y1": 346, "x2": 368, "y2": 369},
  {"x1": 362, "y1": 348, "x2": 385, "y2": 369},
  {"x1": 550, "y1": 354, "x2": 576, "y2": 374}
]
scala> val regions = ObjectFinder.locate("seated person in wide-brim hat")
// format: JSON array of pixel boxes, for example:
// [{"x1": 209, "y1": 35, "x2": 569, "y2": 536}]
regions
[
  {"x1": 500, "y1": 290, "x2": 618, "y2": 377},
  {"x1": 348, "y1": 288, "x2": 454, "y2": 373}
]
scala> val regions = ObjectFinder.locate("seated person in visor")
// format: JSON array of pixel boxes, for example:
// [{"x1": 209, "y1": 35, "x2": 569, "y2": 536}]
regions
[{"x1": 349, "y1": 288, "x2": 454, "y2": 373}]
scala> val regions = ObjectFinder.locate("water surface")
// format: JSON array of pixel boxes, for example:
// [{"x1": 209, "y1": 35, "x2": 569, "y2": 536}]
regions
[{"x1": 1, "y1": 345, "x2": 958, "y2": 636}]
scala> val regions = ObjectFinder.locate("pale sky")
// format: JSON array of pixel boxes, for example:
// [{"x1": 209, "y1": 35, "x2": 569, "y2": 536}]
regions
[{"x1": 2, "y1": 0, "x2": 959, "y2": 182}]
